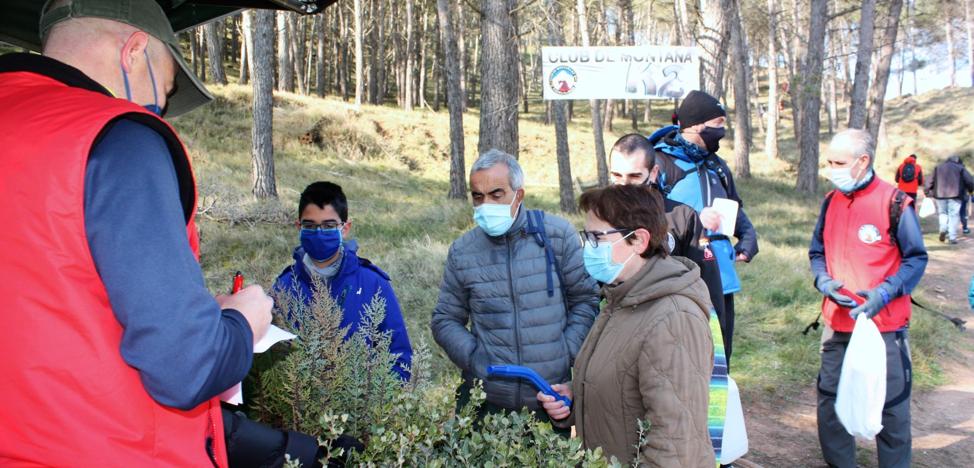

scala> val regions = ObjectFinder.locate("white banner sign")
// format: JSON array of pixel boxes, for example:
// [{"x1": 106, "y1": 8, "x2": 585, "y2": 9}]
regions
[{"x1": 542, "y1": 46, "x2": 700, "y2": 100}]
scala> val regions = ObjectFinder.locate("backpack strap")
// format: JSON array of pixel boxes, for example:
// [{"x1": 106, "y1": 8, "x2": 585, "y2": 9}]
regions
[
  {"x1": 525, "y1": 210, "x2": 567, "y2": 304},
  {"x1": 657, "y1": 161, "x2": 698, "y2": 196},
  {"x1": 888, "y1": 189, "x2": 908, "y2": 247}
]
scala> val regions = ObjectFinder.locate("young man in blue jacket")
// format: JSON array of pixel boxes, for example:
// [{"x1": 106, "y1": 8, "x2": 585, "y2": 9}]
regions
[{"x1": 274, "y1": 182, "x2": 413, "y2": 380}]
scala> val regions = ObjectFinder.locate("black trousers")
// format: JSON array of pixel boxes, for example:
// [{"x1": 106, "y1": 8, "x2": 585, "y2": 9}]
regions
[
  {"x1": 816, "y1": 326, "x2": 912, "y2": 468},
  {"x1": 721, "y1": 293, "x2": 735, "y2": 371}
]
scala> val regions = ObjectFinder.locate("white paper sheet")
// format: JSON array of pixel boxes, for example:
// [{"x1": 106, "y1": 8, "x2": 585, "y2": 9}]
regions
[
  {"x1": 220, "y1": 325, "x2": 297, "y2": 405},
  {"x1": 711, "y1": 197, "x2": 739, "y2": 237}
]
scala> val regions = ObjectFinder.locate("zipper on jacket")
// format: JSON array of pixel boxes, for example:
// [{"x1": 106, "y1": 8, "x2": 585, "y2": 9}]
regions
[
  {"x1": 506, "y1": 236, "x2": 523, "y2": 407},
  {"x1": 205, "y1": 401, "x2": 219, "y2": 468}
]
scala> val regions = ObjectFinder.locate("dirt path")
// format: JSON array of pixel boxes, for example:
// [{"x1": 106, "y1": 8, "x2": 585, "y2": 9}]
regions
[{"x1": 738, "y1": 218, "x2": 974, "y2": 467}]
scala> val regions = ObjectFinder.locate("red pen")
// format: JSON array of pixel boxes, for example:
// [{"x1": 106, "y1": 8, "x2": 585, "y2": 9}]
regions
[{"x1": 231, "y1": 271, "x2": 244, "y2": 294}]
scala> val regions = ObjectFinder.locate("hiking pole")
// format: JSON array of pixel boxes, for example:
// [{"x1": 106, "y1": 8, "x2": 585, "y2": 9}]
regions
[{"x1": 910, "y1": 297, "x2": 966, "y2": 330}]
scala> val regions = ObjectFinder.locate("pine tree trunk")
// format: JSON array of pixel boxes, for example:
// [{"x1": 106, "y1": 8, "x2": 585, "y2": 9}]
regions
[
  {"x1": 419, "y1": 9, "x2": 429, "y2": 108},
  {"x1": 456, "y1": 0, "x2": 467, "y2": 111},
  {"x1": 240, "y1": 12, "x2": 252, "y2": 85},
  {"x1": 375, "y1": 0, "x2": 388, "y2": 104},
  {"x1": 966, "y1": 0, "x2": 974, "y2": 88},
  {"x1": 252, "y1": 10, "x2": 277, "y2": 199},
  {"x1": 315, "y1": 15, "x2": 326, "y2": 96},
  {"x1": 478, "y1": 0, "x2": 520, "y2": 158},
  {"x1": 289, "y1": 13, "x2": 307, "y2": 95},
  {"x1": 947, "y1": 14, "x2": 957, "y2": 87},
  {"x1": 796, "y1": 0, "x2": 828, "y2": 194},
  {"x1": 545, "y1": 0, "x2": 575, "y2": 212},
  {"x1": 847, "y1": 0, "x2": 876, "y2": 129},
  {"x1": 603, "y1": 100, "x2": 614, "y2": 131},
  {"x1": 229, "y1": 16, "x2": 239, "y2": 65},
  {"x1": 276, "y1": 12, "x2": 293, "y2": 92},
  {"x1": 433, "y1": 13, "x2": 442, "y2": 111},
  {"x1": 764, "y1": 0, "x2": 781, "y2": 159},
  {"x1": 204, "y1": 20, "x2": 227, "y2": 85},
  {"x1": 866, "y1": 0, "x2": 904, "y2": 145},
  {"x1": 437, "y1": 0, "x2": 467, "y2": 198},
  {"x1": 405, "y1": 0, "x2": 416, "y2": 110},
  {"x1": 354, "y1": 0, "x2": 365, "y2": 106},
  {"x1": 189, "y1": 30, "x2": 199, "y2": 77},
  {"x1": 730, "y1": 0, "x2": 751, "y2": 179},
  {"x1": 576, "y1": 0, "x2": 608, "y2": 186},
  {"x1": 698, "y1": 0, "x2": 732, "y2": 99}
]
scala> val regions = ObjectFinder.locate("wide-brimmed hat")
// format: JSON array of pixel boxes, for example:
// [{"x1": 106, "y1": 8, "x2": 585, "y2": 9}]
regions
[{"x1": 39, "y1": 0, "x2": 213, "y2": 116}]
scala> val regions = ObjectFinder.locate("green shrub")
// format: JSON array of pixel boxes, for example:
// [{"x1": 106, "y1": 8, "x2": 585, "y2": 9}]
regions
[{"x1": 246, "y1": 282, "x2": 608, "y2": 466}]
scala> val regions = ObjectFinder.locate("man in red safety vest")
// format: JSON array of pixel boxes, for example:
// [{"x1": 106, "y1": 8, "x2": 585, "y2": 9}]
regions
[
  {"x1": 0, "y1": 0, "x2": 314, "y2": 466},
  {"x1": 808, "y1": 129, "x2": 927, "y2": 468}
]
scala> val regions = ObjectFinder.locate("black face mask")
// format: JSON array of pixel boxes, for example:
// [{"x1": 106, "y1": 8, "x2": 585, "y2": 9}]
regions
[{"x1": 699, "y1": 126, "x2": 726, "y2": 153}]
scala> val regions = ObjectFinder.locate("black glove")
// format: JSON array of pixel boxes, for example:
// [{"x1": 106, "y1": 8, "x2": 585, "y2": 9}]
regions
[
  {"x1": 849, "y1": 283, "x2": 894, "y2": 320},
  {"x1": 326, "y1": 434, "x2": 365, "y2": 468},
  {"x1": 815, "y1": 276, "x2": 858, "y2": 309}
]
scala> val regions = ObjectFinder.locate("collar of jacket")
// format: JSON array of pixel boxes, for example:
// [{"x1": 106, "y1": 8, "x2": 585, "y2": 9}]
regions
[
  {"x1": 655, "y1": 129, "x2": 709, "y2": 164},
  {"x1": 482, "y1": 204, "x2": 529, "y2": 244},
  {"x1": 603, "y1": 254, "x2": 705, "y2": 311},
  {"x1": 0, "y1": 53, "x2": 112, "y2": 98}
]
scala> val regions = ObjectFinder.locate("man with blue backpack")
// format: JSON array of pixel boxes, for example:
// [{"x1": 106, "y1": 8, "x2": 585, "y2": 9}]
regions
[
  {"x1": 431, "y1": 149, "x2": 599, "y2": 428},
  {"x1": 648, "y1": 90, "x2": 759, "y2": 365}
]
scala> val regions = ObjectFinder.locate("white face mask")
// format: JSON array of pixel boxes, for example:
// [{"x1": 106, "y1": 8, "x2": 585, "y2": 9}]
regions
[
  {"x1": 828, "y1": 159, "x2": 866, "y2": 192},
  {"x1": 828, "y1": 167, "x2": 857, "y2": 192}
]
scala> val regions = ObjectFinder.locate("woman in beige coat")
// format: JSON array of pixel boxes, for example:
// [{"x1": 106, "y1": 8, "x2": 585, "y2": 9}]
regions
[{"x1": 538, "y1": 184, "x2": 715, "y2": 466}]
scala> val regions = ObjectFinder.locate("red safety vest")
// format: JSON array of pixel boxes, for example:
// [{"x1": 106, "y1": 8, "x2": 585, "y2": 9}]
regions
[
  {"x1": 821, "y1": 177, "x2": 912, "y2": 333},
  {"x1": 0, "y1": 70, "x2": 225, "y2": 466}
]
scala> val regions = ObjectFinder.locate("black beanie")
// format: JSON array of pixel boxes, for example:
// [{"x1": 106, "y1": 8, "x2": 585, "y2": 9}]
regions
[{"x1": 677, "y1": 90, "x2": 726, "y2": 129}]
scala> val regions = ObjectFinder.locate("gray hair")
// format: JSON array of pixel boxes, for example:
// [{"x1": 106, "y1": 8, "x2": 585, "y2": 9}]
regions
[
  {"x1": 830, "y1": 129, "x2": 875, "y2": 166},
  {"x1": 471, "y1": 148, "x2": 524, "y2": 190}
]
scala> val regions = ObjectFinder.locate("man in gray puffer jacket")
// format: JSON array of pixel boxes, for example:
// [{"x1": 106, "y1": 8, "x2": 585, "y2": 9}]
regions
[{"x1": 432, "y1": 149, "x2": 600, "y2": 419}]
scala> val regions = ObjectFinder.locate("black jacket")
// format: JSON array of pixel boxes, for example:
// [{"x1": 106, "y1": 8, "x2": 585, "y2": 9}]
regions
[
  {"x1": 663, "y1": 198, "x2": 726, "y2": 324},
  {"x1": 925, "y1": 156, "x2": 974, "y2": 199}
]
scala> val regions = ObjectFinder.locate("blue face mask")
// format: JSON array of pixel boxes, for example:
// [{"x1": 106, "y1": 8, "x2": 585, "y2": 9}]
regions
[
  {"x1": 121, "y1": 49, "x2": 164, "y2": 116},
  {"x1": 473, "y1": 199, "x2": 519, "y2": 237},
  {"x1": 300, "y1": 228, "x2": 343, "y2": 262},
  {"x1": 582, "y1": 231, "x2": 636, "y2": 284}
]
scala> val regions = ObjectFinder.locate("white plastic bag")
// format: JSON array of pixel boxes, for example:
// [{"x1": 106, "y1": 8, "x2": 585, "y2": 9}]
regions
[
  {"x1": 918, "y1": 197, "x2": 935, "y2": 218},
  {"x1": 719, "y1": 377, "x2": 748, "y2": 464},
  {"x1": 834, "y1": 314, "x2": 887, "y2": 439}
]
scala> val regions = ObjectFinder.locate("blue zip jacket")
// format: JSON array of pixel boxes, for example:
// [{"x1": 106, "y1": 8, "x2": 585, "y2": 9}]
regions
[
  {"x1": 648, "y1": 125, "x2": 759, "y2": 295},
  {"x1": 273, "y1": 241, "x2": 413, "y2": 380}
]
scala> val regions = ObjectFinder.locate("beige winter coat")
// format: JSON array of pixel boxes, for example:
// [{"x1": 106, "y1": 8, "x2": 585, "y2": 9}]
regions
[{"x1": 564, "y1": 255, "x2": 715, "y2": 466}]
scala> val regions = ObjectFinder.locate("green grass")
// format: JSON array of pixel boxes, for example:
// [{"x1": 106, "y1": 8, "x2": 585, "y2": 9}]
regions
[{"x1": 172, "y1": 83, "x2": 969, "y2": 393}]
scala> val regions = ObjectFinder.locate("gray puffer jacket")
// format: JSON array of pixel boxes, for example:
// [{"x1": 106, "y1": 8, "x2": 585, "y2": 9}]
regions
[{"x1": 431, "y1": 207, "x2": 600, "y2": 410}]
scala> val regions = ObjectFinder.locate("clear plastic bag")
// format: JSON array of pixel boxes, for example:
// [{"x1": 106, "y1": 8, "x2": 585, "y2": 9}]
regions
[
  {"x1": 719, "y1": 377, "x2": 748, "y2": 464},
  {"x1": 835, "y1": 314, "x2": 887, "y2": 440}
]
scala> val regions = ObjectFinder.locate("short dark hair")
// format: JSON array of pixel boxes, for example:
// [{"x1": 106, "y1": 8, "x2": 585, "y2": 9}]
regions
[
  {"x1": 611, "y1": 133, "x2": 656, "y2": 172},
  {"x1": 298, "y1": 181, "x2": 348, "y2": 221},
  {"x1": 578, "y1": 184, "x2": 668, "y2": 259}
]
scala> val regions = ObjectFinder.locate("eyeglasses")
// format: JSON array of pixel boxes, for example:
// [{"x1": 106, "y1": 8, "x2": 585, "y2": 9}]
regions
[
  {"x1": 578, "y1": 228, "x2": 633, "y2": 248},
  {"x1": 299, "y1": 220, "x2": 345, "y2": 231}
]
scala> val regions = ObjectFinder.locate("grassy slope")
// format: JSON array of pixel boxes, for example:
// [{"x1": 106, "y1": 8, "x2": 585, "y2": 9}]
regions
[{"x1": 172, "y1": 85, "x2": 974, "y2": 395}]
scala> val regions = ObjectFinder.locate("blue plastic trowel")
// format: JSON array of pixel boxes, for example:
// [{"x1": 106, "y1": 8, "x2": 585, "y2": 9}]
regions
[{"x1": 486, "y1": 365, "x2": 572, "y2": 407}]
